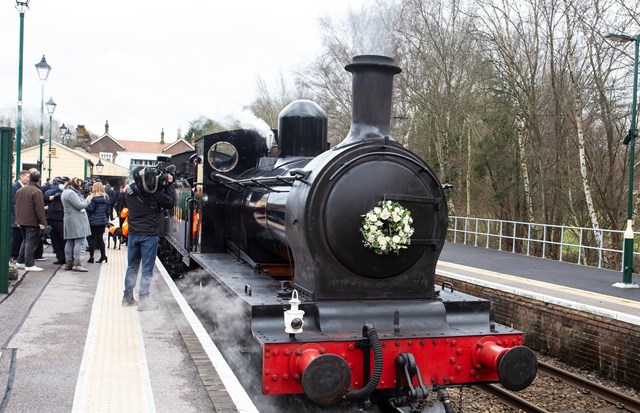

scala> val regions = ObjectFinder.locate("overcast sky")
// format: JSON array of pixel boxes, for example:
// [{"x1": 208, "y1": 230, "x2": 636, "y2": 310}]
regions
[{"x1": 0, "y1": 0, "x2": 365, "y2": 142}]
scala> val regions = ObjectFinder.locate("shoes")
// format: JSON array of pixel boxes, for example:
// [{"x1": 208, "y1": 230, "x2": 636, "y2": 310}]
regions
[
  {"x1": 137, "y1": 299, "x2": 159, "y2": 311},
  {"x1": 15, "y1": 263, "x2": 25, "y2": 269},
  {"x1": 25, "y1": 266, "x2": 43, "y2": 272},
  {"x1": 35, "y1": 257, "x2": 46, "y2": 261},
  {"x1": 72, "y1": 260, "x2": 88, "y2": 272},
  {"x1": 53, "y1": 260, "x2": 65, "y2": 265},
  {"x1": 87, "y1": 257, "x2": 94, "y2": 263},
  {"x1": 121, "y1": 297, "x2": 138, "y2": 307},
  {"x1": 97, "y1": 256, "x2": 108, "y2": 263}
]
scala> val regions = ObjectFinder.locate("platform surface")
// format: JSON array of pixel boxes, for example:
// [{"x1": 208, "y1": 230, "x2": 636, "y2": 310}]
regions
[
  {"x1": 438, "y1": 242, "x2": 640, "y2": 324},
  {"x1": 0, "y1": 245, "x2": 241, "y2": 413}
]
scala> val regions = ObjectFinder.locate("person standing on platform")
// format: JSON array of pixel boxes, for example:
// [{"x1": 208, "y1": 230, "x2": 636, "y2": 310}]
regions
[
  {"x1": 44, "y1": 177, "x2": 68, "y2": 265},
  {"x1": 41, "y1": 176, "x2": 52, "y2": 194},
  {"x1": 11, "y1": 170, "x2": 29, "y2": 261},
  {"x1": 86, "y1": 182, "x2": 111, "y2": 264},
  {"x1": 14, "y1": 170, "x2": 47, "y2": 272},
  {"x1": 115, "y1": 184, "x2": 127, "y2": 227},
  {"x1": 61, "y1": 177, "x2": 91, "y2": 272},
  {"x1": 105, "y1": 183, "x2": 116, "y2": 222},
  {"x1": 28, "y1": 168, "x2": 45, "y2": 262},
  {"x1": 122, "y1": 166, "x2": 175, "y2": 310}
]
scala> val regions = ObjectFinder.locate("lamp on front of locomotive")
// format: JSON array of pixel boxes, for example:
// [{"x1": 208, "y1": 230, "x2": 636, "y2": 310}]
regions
[{"x1": 283, "y1": 290, "x2": 305, "y2": 338}]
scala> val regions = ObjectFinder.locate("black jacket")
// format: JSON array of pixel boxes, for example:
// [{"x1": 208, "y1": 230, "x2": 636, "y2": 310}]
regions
[
  {"x1": 125, "y1": 183, "x2": 175, "y2": 236},
  {"x1": 11, "y1": 181, "x2": 23, "y2": 227},
  {"x1": 44, "y1": 186, "x2": 65, "y2": 221},
  {"x1": 87, "y1": 195, "x2": 111, "y2": 226}
]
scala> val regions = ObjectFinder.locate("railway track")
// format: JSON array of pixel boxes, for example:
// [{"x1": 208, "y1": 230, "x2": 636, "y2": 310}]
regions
[
  {"x1": 477, "y1": 382, "x2": 551, "y2": 413},
  {"x1": 478, "y1": 361, "x2": 640, "y2": 413},
  {"x1": 539, "y1": 362, "x2": 640, "y2": 413}
]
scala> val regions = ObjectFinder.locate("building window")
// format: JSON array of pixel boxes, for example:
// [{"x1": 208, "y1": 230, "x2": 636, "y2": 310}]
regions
[
  {"x1": 131, "y1": 159, "x2": 157, "y2": 167},
  {"x1": 100, "y1": 152, "x2": 113, "y2": 163}
]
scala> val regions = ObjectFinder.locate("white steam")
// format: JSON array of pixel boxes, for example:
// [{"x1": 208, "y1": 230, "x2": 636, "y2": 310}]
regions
[
  {"x1": 349, "y1": 2, "x2": 396, "y2": 57},
  {"x1": 201, "y1": 105, "x2": 275, "y2": 148}
]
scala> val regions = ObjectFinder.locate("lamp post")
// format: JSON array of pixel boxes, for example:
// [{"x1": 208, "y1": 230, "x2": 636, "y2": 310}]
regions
[
  {"x1": 14, "y1": 0, "x2": 30, "y2": 180},
  {"x1": 59, "y1": 123, "x2": 67, "y2": 145},
  {"x1": 64, "y1": 128, "x2": 72, "y2": 145},
  {"x1": 46, "y1": 97, "x2": 56, "y2": 179},
  {"x1": 95, "y1": 159, "x2": 104, "y2": 175},
  {"x1": 606, "y1": 32, "x2": 640, "y2": 288},
  {"x1": 35, "y1": 55, "x2": 51, "y2": 179}
]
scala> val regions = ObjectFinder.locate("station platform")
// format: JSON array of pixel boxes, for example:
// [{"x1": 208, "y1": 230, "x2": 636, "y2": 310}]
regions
[
  {"x1": 438, "y1": 242, "x2": 640, "y2": 325},
  {"x1": 437, "y1": 241, "x2": 640, "y2": 388},
  {"x1": 0, "y1": 245, "x2": 257, "y2": 413}
]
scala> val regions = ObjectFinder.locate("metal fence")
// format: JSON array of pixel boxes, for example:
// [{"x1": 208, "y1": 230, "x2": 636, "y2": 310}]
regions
[{"x1": 446, "y1": 216, "x2": 638, "y2": 271}]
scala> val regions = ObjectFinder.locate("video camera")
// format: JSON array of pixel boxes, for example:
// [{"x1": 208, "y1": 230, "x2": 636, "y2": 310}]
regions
[{"x1": 134, "y1": 160, "x2": 176, "y2": 194}]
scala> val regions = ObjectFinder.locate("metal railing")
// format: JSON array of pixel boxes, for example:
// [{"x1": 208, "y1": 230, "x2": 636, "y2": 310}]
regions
[{"x1": 447, "y1": 216, "x2": 638, "y2": 272}]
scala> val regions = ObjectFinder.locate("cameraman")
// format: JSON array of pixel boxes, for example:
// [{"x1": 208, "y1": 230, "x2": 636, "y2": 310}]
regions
[{"x1": 122, "y1": 166, "x2": 175, "y2": 310}]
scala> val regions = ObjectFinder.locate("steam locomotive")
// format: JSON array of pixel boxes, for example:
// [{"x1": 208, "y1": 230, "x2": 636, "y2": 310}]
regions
[{"x1": 158, "y1": 55, "x2": 537, "y2": 412}]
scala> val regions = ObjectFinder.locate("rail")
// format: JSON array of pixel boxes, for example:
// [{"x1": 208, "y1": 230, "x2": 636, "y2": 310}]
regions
[
  {"x1": 538, "y1": 362, "x2": 640, "y2": 413},
  {"x1": 477, "y1": 361, "x2": 640, "y2": 413},
  {"x1": 447, "y1": 216, "x2": 640, "y2": 272}
]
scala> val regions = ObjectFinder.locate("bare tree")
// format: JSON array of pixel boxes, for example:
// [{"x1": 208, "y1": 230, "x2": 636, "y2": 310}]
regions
[
  {"x1": 265, "y1": 0, "x2": 640, "y2": 240},
  {"x1": 251, "y1": 74, "x2": 300, "y2": 129},
  {"x1": 562, "y1": 0, "x2": 602, "y2": 244}
]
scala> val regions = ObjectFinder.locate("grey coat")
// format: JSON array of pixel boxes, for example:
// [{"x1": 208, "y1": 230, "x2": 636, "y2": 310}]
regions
[{"x1": 61, "y1": 188, "x2": 91, "y2": 239}]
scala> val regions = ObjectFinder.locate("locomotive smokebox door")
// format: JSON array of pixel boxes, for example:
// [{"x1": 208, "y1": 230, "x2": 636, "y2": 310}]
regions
[{"x1": 324, "y1": 155, "x2": 443, "y2": 279}]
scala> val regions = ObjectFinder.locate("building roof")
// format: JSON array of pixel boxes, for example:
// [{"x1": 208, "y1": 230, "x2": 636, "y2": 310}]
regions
[
  {"x1": 118, "y1": 140, "x2": 168, "y2": 153},
  {"x1": 91, "y1": 133, "x2": 126, "y2": 150},
  {"x1": 162, "y1": 139, "x2": 195, "y2": 153},
  {"x1": 116, "y1": 139, "x2": 194, "y2": 154}
]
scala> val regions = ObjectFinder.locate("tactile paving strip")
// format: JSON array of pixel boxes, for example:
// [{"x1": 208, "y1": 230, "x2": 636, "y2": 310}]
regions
[{"x1": 72, "y1": 248, "x2": 155, "y2": 413}]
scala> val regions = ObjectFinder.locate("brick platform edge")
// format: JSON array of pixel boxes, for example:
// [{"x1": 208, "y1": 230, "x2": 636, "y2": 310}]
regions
[{"x1": 435, "y1": 275, "x2": 640, "y2": 388}]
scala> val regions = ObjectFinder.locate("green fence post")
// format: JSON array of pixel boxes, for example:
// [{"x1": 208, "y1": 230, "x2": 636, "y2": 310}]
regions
[{"x1": 0, "y1": 127, "x2": 15, "y2": 294}]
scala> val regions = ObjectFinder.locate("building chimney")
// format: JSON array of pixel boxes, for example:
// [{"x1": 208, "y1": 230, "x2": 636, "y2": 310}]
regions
[
  {"x1": 76, "y1": 125, "x2": 89, "y2": 140},
  {"x1": 160, "y1": 128, "x2": 165, "y2": 144},
  {"x1": 105, "y1": 120, "x2": 109, "y2": 134},
  {"x1": 177, "y1": 127, "x2": 182, "y2": 142}
]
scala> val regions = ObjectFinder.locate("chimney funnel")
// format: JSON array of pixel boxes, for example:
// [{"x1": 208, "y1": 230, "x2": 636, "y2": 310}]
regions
[{"x1": 337, "y1": 55, "x2": 401, "y2": 147}]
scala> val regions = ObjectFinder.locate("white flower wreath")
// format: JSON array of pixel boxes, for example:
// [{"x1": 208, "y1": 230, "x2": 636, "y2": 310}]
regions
[{"x1": 360, "y1": 200, "x2": 415, "y2": 255}]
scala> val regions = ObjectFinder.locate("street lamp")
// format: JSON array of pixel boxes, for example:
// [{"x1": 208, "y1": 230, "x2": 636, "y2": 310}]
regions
[
  {"x1": 14, "y1": 0, "x2": 30, "y2": 180},
  {"x1": 95, "y1": 159, "x2": 104, "y2": 176},
  {"x1": 35, "y1": 55, "x2": 51, "y2": 179},
  {"x1": 606, "y1": 32, "x2": 640, "y2": 288},
  {"x1": 46, "y1": 97, "x2": 56, "y2": 179},
  {"x1": 59, "y1": 123, "x2": 67, "y2": 145},
  {"x1": 64, "y1": 128, "x2": 72, "y2": 144}
]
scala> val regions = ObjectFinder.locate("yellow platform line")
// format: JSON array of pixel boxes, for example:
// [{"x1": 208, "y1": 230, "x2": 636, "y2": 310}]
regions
[{"x1": 72, "y1": 249, "x2": 155, "y2": 413}]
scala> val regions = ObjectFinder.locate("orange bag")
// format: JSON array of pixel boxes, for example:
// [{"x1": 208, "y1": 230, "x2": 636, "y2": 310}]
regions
[
  {"x1": 120, "y1": 207, "x2": 129, "y2": 219},
  {"x1": 122, "y1": 217, "x2": 129, "y2": 237}
]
